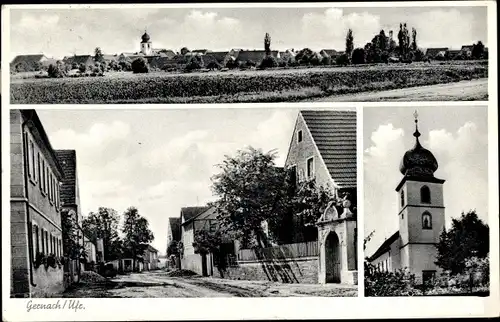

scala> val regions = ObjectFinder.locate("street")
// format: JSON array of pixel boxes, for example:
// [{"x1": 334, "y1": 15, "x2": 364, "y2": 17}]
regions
[
  {"x1": 312, "y1": 78, "x2": 488, "y2": 102},
  {"x1": 62, "y1": 270, "x2": 358, "y2": 298}
]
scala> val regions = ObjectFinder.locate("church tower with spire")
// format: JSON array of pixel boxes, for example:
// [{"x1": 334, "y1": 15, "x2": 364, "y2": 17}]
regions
[
  {"x1": 395, "y1": 111, "x2": 446, "y2": 283},
  {"x1": 140, "y1": 30, "x2": 152, "y2": 56}
]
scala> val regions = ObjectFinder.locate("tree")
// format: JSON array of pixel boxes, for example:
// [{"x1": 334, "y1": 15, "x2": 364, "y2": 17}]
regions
[
  {"x1": 122, "y1": 207, "x2": 154, "y2": 271},
  {"x1": 345, "y1": 29, "x2": 354, "y2": 61},
  {"x1": 131, "y1": 57, "x2": 149, "y2": 73},
  {"x1": 351, "y1": 48, "x2": 366, "y2": 64},
  {"x1": 61, "y1": 210, "x2": 85, "y2": 260},
  {"x1": 185, "y1": 55, "x2": 204, "y2": 71},
  {"x1": 47, "y1": 64, "x2": 66, "y2": 78},
  {"x1": 94, "y1": 47, "x2": 104, "y2": 63},
  {"x1": 211, "y1": 147, "x2": 289, "y2": 248},
  {"x1": 259, "y1": 55, "x2": 278, "y2": 69},
  {"x1": 435, "y1": 210, "x2": 489, "y2": 275},
  {"x1": 388, "y1": 30, "x2": 397, "y2": 53},
  {"x1": 264, "y1": 33, "x2": 271, "y2": 56},
  {"x1": 180, "y1": 47, "x2": 190, "y2": 56},
  {"x1": 411, "y1": 28, "x2": 418, "y2": 52},
  {"x1": 364, "y1": 230, "x2": 375, "y2": 251},
  {"x1": 166, "y1": 240, "x2": 180, "y2": 257},
  {"x1": 472, "y1": 41, "x2": 485, "y2": 59},
  {"x1": 82, "y1": 207, "x2": 123, "y2": 261}
]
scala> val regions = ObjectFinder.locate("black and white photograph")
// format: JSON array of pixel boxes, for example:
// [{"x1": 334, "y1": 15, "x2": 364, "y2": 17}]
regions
[
  {"x1": 363, "y1": 106, "x2": 491, "y2": 297},
  {"x1": 7, "y1": 5, "x2": 488, "y2": 104},
  {"x1": 9, "y1": 107, "x2": 357, "y2": 298}
]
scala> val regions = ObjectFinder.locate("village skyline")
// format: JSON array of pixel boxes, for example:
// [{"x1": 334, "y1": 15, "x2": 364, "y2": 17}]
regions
[{"x1": 10, "y1": 6, "x2": 487, "y2": 60}]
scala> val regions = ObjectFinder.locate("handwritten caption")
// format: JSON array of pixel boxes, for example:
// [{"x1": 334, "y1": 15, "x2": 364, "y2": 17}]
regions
[{"x1": 27, "y1": 300, "x2": 85, "y2": 312}]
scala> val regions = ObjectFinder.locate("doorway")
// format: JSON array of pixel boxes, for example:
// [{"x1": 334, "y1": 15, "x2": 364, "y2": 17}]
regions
[{"x1": 325, "y1": 231, "x2": 341, "y2": 283}]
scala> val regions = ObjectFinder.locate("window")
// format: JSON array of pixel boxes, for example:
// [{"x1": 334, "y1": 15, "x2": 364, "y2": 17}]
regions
[
  {"x1": 420, "y1": 185, "x2": 431, "y2": 204},
  {"x1": 28, "y1": 138, "x2": 34, "y2": 179},
  {"x1": 40, "y1": 229, "x2": 45, "y2": 254},
  {"x1": 32, "y1": 223, "x2": 39, "y2": 260},
  {"x1": 41, "y1": 160, "x2": 46, "y2": 194},
  {"x1": 422, "y1": 270, "x2": 436, "y2": 284},
  {"x1": 400, "y1": 189, "x2": 405, "y2": 207},
  {"x1": 49, "y1": 173, "x2": 53, "y2": 202},
  {"x1": 45, "y1": 231, "x2": 49, "y2": 254},
  {"x1": 297, "y1": 130, "x2": 303, "y2": 143},
  {"x1": 422, "y1": 211, "x2": 432, "y2": 230},
  {"x1": 306, "y1": 157, "x2": 314, "y2": 178},
  {"x1": 37, "y1": 153, "x2": 42, "y2": 185}
]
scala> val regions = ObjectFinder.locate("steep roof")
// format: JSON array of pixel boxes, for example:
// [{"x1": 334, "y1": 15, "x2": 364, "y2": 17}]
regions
[
  {"x1": 234, "y1": 50, "x2": 279, "y2": 63},
  {"x1": 54, "y1": 150, "x2": 77, "y2": 205},
  {"x1": 194, "y1": 206, "x2": 218, "y2": 221},
  {"x1": 300, "y1": 110, "x2": 357, "y2": 188},
  {"x1": 425, "y1": 48, "x2": 449, "y2": 57},
  {"x1": 367, "y1": 231, "x2": 400, "y2": 262},
  {"x1": 64, "y1": 55, "x2": 94, "y2": 65},
  {"x1": 11, "y1": 54, "x2": 47, "y2": 66},
  {"x1": 204, "y1": 51, "x2": 229, "y2": 63},
  {"x1": 168, "y1": 217, "x2": 181, "y2": 241},
  {"x1": 181, "y1": 206, "x2": 211, "y2": 225},
  {"x1": 320, "y1": 49, "x2": 339, "y2": 57}
]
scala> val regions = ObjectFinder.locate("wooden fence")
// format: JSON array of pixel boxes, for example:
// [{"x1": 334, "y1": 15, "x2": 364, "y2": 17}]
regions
[{"x1": 237, "y1": 241, "x2": 318, "y2": 262}]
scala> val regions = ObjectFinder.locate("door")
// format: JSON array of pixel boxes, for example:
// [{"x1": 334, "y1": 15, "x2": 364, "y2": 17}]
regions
[
  {"x1": 201, "y1": 254, "x2": 208, "y2": 276},
  {"x1": 325, "y1": 231, "x2": 341, "y2": 283}
]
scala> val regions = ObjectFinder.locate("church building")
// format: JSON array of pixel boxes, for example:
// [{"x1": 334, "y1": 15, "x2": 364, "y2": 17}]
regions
[{"x1": 367, "y1": 112, "x2": 446, "y2": 284}]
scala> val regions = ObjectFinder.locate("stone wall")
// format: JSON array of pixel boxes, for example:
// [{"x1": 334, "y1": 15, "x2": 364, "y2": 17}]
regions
[{"x1": 215, "y1": 257, "x2": 319, "y2": 284}]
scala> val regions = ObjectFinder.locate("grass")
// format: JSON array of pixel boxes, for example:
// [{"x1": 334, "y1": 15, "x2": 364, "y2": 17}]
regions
[{"x1": 10, "y1": 62, "x2": 488, "y2": 104}]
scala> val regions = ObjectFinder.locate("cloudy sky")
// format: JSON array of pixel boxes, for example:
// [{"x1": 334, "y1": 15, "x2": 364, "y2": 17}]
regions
[
  {"x1": 363, "y1": 106, "x2": 489, "y2": 257},
  {"x1": 9, "y1": 6, "x2": 487, "y2": 60},
  {"x1": 37, "y1": 107, "x2": 347, "y2": 254}
]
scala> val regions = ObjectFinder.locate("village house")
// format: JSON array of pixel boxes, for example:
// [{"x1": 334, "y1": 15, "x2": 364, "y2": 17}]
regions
[
  {"x1": 54, "y1": 149, "x2": 86, "y2": 286},
  {"x1": 367, "y1": 114, "x2": 446, "y2": 284},
  {"x1": 143, "y1": 245, "x2": 160, "y2": 271},
  {"x1": 10, "y1": 110, "x2": 65, "y2": 298},
  {"x1": 62, "y1": 55, "x2": 94, "y2": 67},
  {"x1": 282, "y1": 110, "x2": 357, "y2": 284},
  {"x1": 179, "y1": 206, "x2": 211, "y2": 274},
  {"x1": 425, "y1": 47, "x2": 449, "y2": 59},
  {"x1": 228, "y1": 49, "x2": 281, "y2": 66},
  {"x1": 10, "y1": 54, "x2": 56, "y2": 72}
]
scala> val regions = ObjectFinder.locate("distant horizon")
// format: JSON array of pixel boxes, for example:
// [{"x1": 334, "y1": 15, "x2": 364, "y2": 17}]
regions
[{"x1": 9, "y1": 6, "x2": 488, "y2": 61}]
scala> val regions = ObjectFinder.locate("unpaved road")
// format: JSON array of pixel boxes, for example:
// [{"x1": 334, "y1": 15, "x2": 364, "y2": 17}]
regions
[
  {"x1": 62, "y1": 270, "x2": 357, "y2": 298},
  {"x1": 311, "y1": 78, "x2": 488, "y2": 102}
]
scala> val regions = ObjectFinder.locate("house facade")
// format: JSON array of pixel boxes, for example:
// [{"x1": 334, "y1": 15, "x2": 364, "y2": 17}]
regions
[
  {"x1": 284, "y1": 110, "x2": 358, "y2": 284},
  {"x1": 11, "y1": 54, "x2": 56, "y2": 72},
  {"x1": 368, "y1": 114, "x2": 446, "y2": 284},
  {"x1": 54, "y1": 149, "x2": 85, "y2": 286},
  {"x1": 144, "y1": 245, "x2": 159, "y2": 270},
  {"x1": 10, "y1": 110, "x2": 65, "y2": 298}
]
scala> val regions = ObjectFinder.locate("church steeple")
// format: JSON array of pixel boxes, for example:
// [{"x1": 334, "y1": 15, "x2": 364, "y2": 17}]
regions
[{"x1": 399, "y1": 110, "x2": 439, "y2": 178}]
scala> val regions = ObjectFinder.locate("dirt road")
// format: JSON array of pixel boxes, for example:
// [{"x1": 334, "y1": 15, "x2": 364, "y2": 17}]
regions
[
  {"x1": 311, "y1": 78, "x2": 488, "y2": 102},
  {"x1": 62, "y1": 270, "x2": 357, "y2": 298}
]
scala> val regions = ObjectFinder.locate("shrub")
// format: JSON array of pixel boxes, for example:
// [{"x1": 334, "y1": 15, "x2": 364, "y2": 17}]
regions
[
  {"x1": 119, "y1": 61, "x2": 132, "y2": 72},
  {"x1": 321, "y1": 56, "x2": 332, "y2": 66},
  {"x1": 131, "y1": 57, "x2": 149, "y2": 74},
  {"x1": 335, "y1": 54, "x2": 349, "y2": 66},
  {"x1": 245, "y1": 60, "x2": 256, "y2": 68},
  {"x1": 71, "y1": 62, "x2": 79, "y2": 70},
  {"x1": 47, "y1": 64, "x2": 66, "y2": 78},
  {"x1": 79, "y1": 64, "x2": 87, "y2": 73},
  {"x1": 259, "y1": 55, "x2": 278, "y2": 69},
  {"x1": 351, "y1": 48, "x2": 366, "y2": 65},
  {"x1": 365, "y1": 263, "x2": 422, "y2": 296},
  {"x1": 185, "y1": 55, "x2": 204, "y2": 71},
  {"x1": 206, "y1": 61, "x2": 221, "y2": 70}
]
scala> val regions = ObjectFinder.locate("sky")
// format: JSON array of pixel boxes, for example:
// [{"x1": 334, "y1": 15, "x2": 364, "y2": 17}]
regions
[
  {"x1": 36, "y1": 107, "x2": 343, "y2": 255},
  {"x1": 9, "y1": 6, "x2": 488, "y2": 60},
  {"x1": 363, "y1": 106, "x2": 489, "y2": 257}
]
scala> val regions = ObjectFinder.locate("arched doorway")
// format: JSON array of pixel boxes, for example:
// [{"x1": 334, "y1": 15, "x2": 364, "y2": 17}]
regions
[{"x1": 325, "y1": 231, "x2": 341, "y2": 283}]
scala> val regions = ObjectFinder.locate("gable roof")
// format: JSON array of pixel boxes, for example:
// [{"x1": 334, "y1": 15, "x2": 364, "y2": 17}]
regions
[
  {"x1": 64, "y1": 55, "x2": 94, "y2": 65},
  {"x1": 193, "y1": 206, "x2": 218, "y2": 221},
  {"x1": 234, "y1": 50, "x2": 279, "y2": 63},
  {"x1": 367, "y1": 231, "x2": 400, "y2": 262},
  {"x1": 300, "y1": 110, "x2": 357, "y2": 188},
  {"x1": 425, "y1": 48, "x2": 449, "y2": 57},
  {"x1": 54, "y1": 150, "x2": 77, "y2": 205},
  {"x1": 181, "y1": 206, "x2": 211, "y2": 225},
  {"x1": 168, "y1": 217, "x2": 181, "y2": 241},
  {"x1": 204, "y1": 51, "x2": 229, "y2": 63},
  {"x1": 320, "y1": 49, "x2": 339, "y2": 57},
  {"x1": 11, "y1": 54, "x2": 48, "y2": 66}
]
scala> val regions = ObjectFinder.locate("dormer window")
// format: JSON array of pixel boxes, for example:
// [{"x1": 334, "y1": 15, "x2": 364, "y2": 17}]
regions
[
  {"x1": 297, "y1": 130, "x2": 303, "y2": 143},
  {"x1": 420, "y1": 185, "x2": 431, "y2": 203}
]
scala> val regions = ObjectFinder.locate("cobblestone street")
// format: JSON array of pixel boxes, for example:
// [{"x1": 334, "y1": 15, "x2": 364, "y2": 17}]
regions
[{"x1": 62, "y1": 270, "x2": 358, "y2": 298}]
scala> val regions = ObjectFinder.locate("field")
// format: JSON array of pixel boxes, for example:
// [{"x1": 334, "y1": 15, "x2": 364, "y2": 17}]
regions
[{"x1": 10, "y1": 61, "x2": 488, "y2": 104}]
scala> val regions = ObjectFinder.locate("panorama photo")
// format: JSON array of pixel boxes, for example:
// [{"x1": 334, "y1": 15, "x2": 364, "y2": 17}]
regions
[{"x1": 8, "y1": 5, "x2": 488, "y2": 104}]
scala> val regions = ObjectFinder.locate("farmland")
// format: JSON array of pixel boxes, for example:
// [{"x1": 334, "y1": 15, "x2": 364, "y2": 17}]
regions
[{"x1": 10, "y1": 62, "x2": 488, "y2": 104}]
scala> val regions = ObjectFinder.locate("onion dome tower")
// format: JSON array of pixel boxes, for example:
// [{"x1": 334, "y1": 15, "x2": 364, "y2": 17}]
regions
[{"x1": 140, "y1": 30, "x2": 152, "y2": 56}]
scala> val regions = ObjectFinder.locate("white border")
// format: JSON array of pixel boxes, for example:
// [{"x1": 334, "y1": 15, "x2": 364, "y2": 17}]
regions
[{"x1": 2, "y1": 1, "x2": 499, "y2": 321}]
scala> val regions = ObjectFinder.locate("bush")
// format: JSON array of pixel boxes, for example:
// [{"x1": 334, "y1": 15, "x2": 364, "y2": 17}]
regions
[
  {"x1": 185, "y1": 55, "x2": 204, "y2": 71},
  {"x1": 131, "y1": 57, "x2": 149, "y2": 74},
  {"x1": 352, "y1": 48, "x2": 366, "y2": 65},
  {"x1": 47, "y1": 64, "x2": 66, "y2": 78},
  {"x1": 226, "y1": 59, "x2": 239, "y2": 69},
  {"x1": 245, "y1": 60, "x2": 257, "y2": 68},
  {"x1": 119, "y1": 61, "x2": 132, "y2": 72},
  {"x1": 321, "y1": 56, "x2": 332, "y2": 66},
  {"x1": 79, "y1": 64, "x2": 87, "y2": 73},
  {"x1": 365, "y1": 263, "x2": 422, "y2": 296},
  {"x1": 259, "y1": 55, "x2": 278, "y2": 69},
  {"x1": 335, "y1": 54, "x2": 349, "y2": 66}
]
